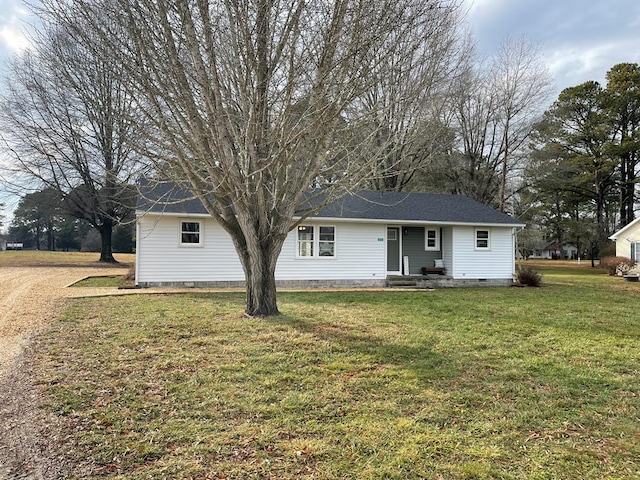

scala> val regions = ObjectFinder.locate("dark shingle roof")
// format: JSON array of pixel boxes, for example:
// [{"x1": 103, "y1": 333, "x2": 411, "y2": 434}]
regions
[
  {"x1": 137, "y1": 180, "x2": 210, "y2": 215},
  {"x1": 313, "y1": 190, "x2": 521, "y2": 225},
  {"x1": 137, "y1": 181, "x2": 522, "y2": 226}
]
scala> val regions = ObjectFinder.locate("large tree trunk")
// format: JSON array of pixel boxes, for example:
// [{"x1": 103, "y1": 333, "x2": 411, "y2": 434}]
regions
[
  {"x1": 619, "y1": 154, "x2": 637, "y2": 227},
  {"x1": 47, "y1": 220, "x2": 55, "y2": 250},
  {"x1": 228, "y1": 208, "x2": 289, "y2": 317},
  {"x1": 98, "y1": 222, "x2": 116, "y2": 263},
  {"x1": 245, "y1": 249, "x2": 280, "y2": 317},
  {"x1": 235, "y1": 236, "x2": 283, "y2": 317}
]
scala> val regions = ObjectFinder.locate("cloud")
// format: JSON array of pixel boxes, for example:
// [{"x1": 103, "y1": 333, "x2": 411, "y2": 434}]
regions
[
  {"x1": 0, "y1": 23, "x2": 30, "y2": 54},
  {"x1": 0, "y1": 1, "x2": 33, "y2": 60},
  {"x1": 462, "y1": 0, "x2": 640, "y2": 94},
  {"x1": 545, "y1": 39, "x2": 640, "y2": 92}
]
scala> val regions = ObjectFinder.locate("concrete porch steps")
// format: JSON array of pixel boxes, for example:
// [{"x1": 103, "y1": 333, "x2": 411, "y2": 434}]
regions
[
  {"x1": 385, "y1": 275, "x2": 447, "y2": 288},
  {"x1": 386, "y1": 277, "x2": 419, "y2": 287}
]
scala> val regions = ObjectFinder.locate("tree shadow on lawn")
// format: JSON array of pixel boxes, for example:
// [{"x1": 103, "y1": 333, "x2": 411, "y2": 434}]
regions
[{"x1": 271, "y1": 308, "x2": 457, "y2": 386}]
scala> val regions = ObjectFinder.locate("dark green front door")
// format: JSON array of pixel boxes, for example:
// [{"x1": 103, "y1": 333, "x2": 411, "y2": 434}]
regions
[{"x1": 387, "y1": 227, "x2": 400, "y2": 273}]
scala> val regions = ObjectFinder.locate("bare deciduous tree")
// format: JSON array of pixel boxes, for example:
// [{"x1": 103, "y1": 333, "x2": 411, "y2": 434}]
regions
[
  {"x1": 433, "y1": 35, "x2": 553, "y2": 211},
  {"x1": 0, "y1": 18, "x2": 144, "y2": 262},
  {"x1": 45, "y1": 0, "x2": 465, "y2": 316},
  {"x1": 361, "y1": 11, "x2": 469, "y2": 192}
]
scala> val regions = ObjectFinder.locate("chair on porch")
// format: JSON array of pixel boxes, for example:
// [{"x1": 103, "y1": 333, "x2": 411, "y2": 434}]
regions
[{"x1": 421, "y1": 259, "x2": 445, "y2": 275}]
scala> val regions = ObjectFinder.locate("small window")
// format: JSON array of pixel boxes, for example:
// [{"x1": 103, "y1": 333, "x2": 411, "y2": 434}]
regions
[
  {"x1": 319, "y1": 226, "x2": 335, "y2": 257},
  {"x1": 425, "y1": 228, "x2": 439, "y2": 250},
  {"x1": 388, "y1": 229, "x2": 398, "y2": 241},
  {"x1": 180, "y1": 220, "x2": 203, "y2": 246},
  {"x1": 475, "y1": 229, "x2": 490, "y2": 250},
  {"x1": 297, "y1": 225, "x2": 314, "y2": 257}
]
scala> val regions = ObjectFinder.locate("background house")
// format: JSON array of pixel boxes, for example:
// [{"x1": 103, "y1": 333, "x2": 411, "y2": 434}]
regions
[{"x1": 530, "y1": 240, "x2": 579, "y2": 260}]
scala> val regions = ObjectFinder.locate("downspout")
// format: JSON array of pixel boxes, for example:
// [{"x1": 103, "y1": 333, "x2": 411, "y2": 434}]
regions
[
  {"x1": 513, "y1": 226, "x2": 523, "y2": 278},
  {"x1": 135, "y1": 215, "x2": 141, "y2": 286}
]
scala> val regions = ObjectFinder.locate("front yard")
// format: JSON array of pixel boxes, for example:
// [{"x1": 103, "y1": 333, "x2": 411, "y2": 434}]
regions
[{"x1": 35, "y1": 264, "x2": 639, "y2": 479}]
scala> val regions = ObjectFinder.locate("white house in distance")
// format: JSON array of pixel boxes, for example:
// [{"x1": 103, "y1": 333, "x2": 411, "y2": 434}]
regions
[
  {"x1": 135, "y1": 181, "x2": 524, "y2": 288},
  {"x1": 528, "y1": 240, "x2": 579, "y2": 260},
  {"x1": 609, "y1": 217, "x2": 640, "y2": 262}
]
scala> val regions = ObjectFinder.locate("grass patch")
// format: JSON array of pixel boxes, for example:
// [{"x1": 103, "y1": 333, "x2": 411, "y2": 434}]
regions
[
  {"x1": 71, "y1": 275, "x2": 127, "y2": 288},
  {"x1": 0, "y1": 250, "x2": 135, "y2": 267},
  {"x1": 34, "y1": 266, "x2": 640, "y2": 479}
]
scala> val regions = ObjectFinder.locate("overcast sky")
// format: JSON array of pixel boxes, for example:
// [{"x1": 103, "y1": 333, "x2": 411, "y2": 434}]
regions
[
  {"x1": 1, "y1": 0, "x2": 639, "y2": 99},
  {"x1": 463, "y1": 0, "x2": 640, "y2": 94}
]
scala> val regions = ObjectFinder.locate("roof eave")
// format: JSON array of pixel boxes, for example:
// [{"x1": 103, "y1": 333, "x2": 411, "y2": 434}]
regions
[
  {"x1": 609, "y1": 217, "x2": 640, "y2": 240},
  {"x1": 137, "y1": 210, "x2": 524, "y2": 228},
  {"x1": 136, "y1": 209, "x2": 210, "y2": 218}
]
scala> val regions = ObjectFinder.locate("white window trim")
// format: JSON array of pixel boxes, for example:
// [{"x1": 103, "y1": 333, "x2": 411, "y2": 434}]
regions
[
  {"x1": 424, "y1": 227, "x2": 440, "y2": 251},
  {"x1": 296, "y1": 224, "x2": 337, "y2": 259},
  {"x1": 179, "y1": 219, "x2": 204, "y2": 247},
  {"x1": 475, "y1": 228, "x2": 491, "y2": 250}
]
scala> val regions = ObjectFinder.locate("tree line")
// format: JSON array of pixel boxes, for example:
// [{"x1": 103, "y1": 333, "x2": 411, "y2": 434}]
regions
[
  {"x1": 6, "y1": 188, "x2": 134, "y2": 253},
  {"x1": 0, "y1": 0, "x2": 637, "y2": 315},
  {"x1": 518, "y1": 63, "x2": 640, "y2": 260}
]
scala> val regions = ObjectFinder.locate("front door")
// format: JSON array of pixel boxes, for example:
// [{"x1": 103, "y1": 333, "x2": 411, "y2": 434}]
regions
[{"x1": 387, "y1": 227, "x2": 401, "y2": 274}]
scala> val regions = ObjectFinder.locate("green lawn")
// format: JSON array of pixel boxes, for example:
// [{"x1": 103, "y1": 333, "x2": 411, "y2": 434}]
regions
[
  {"x1": 0, "y1": 250, "x2": 135, "y2": 267},
  {"x1": 35, "y1": 265, "x2": 640, "y2": 479}
]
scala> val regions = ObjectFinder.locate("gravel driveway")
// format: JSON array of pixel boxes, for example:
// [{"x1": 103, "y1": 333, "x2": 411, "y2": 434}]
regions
[{"x1": 0, "y1": 265, "x2": 128, "y2": 480}]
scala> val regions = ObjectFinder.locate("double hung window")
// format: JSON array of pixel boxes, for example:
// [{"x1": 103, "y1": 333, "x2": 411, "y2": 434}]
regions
[
  {"x1": 425, "y1": 228, "x2": 439, "y2": 250},
  {"x1": 475, "y1": 229, "x2": 490, "y2": 250},
  {"x1": 180, "y1": 220, "x2": 203, "y2": 246}
]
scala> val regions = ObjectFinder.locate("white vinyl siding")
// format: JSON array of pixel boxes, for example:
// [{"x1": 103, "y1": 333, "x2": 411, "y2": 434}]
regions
[
  {"x1": 278, "y1": 223, "x2": 385, "y2": 280},
  {"x1": 613, "y1": 220, "x2": 640, "y2": 261},
  {"x1": 137, "y1": 215, "x2": 243, "y2": 283},
  {"x1": 137, "y1": 214, "x2": 517, "y2": 284},
  {"x1": 450, "y1": 226, "x2": 515, "y2": 279},
  {"x1": 137, "y1": 215, "x2": 386, "y2": 283}
]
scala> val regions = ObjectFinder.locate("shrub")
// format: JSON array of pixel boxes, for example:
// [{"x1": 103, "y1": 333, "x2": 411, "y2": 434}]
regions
[
  {"x1": 517, "y1": 268, "x2": 543, "y2": 287},
  {"x1": 599, "y1": 256, "x2": 636, "y2": 276}
]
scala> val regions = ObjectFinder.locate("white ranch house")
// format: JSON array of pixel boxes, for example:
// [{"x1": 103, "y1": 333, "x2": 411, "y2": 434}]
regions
[{"x1": 135, "y1": 183, "x2": 524, "y2": 288}]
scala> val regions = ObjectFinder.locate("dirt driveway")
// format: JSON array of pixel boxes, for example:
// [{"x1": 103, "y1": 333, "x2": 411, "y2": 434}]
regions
[
  {"x1": 0, "y1": 265, "x2": 128, "y2": 480},
  {"x1": 0, "y1": 266, "x2": 129, "y2": 377}
]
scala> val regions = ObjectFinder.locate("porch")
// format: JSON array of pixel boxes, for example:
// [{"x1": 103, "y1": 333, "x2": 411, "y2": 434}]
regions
[{"x1": 386, "y1": 225, "x2": 451, "y2": 276}]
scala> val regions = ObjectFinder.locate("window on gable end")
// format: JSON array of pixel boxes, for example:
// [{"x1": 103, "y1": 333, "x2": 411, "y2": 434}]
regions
[
  {"x1": 180, "y1": 220, "x2": 203, "y2": 246},
  {"x1": 475, "y1": 228, "x2": 490, "y2": 250}
]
